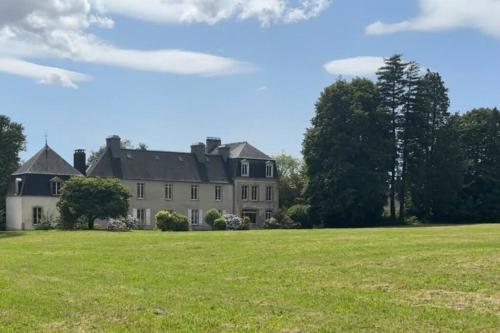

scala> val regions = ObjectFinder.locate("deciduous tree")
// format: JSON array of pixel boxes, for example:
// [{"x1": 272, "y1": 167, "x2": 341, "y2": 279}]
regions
[
  {"x1": 303, "y1": 78, "x2": 392, "y2": 227},
  {"x1": 0, "y1": 115, "x2": 26, "y2": 214},
  {"x1": 58, "y1": 177, "x2": 131, "y2": 229}
]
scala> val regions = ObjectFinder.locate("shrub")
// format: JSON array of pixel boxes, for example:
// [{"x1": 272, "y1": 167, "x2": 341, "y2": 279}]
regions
[
  {"x1": 213, "y1": 217, "x2": 227, "y2": 230},
  {"x1": 204, "y1": 208, "x2": 222, "y2": 227},
  {"x1": 287, "y1": 205, "x2": 312, "y2": 228},
  {"x1": 106, "y1": 215, "x2": 138, "y2": 232},
  {"x1": 241, "y1": 216, "x2": 251, "y2": 230},
  {"x1": 405, "y1": 215, "x2": 423, "y2": 225},
  {"x1": 264, "y1": 210, "x2": 300, "y2": 229},
  {"x1": 35, "y1": 212, "x2": 57, "y2": 230},
  {"x1": 264, "y1": 217, "x2": 280, "y2": 229},
  {"x1": 224, "y1": 214, "x2": 248, "y2": 231},
  {"x1": 156, "y1": 211, "x2": 190, "y2": 231}
]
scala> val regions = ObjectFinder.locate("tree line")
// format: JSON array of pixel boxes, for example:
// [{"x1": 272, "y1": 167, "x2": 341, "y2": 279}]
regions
[{"x1": 301, "y1": 54, "x2": 500, "y2": 227}]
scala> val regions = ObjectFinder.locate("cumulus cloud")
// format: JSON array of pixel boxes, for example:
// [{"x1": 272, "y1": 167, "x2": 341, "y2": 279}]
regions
[
  {"x1": 0, "y1": 57, "x2": 91, "y2": 88},
  {"x1": 366, "y1": 0, "x2": 500, "y2": 38},
  {"x1": 0, "y1": 0, "x2": 331, "y2": 86},
  {"x1": 324, "y1": 57, "x2": 385, "y2": 77},
  {"x1": 92, "y1": 0, "x2": 331, "y2": 26}
]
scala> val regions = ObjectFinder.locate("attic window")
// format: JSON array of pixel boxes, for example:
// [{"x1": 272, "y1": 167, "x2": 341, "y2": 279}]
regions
[
  {"x1": 241, "y1": 160, "x2": 249, "y2": 177},
  {"x1": 266, "y1": 161, "x2": 274, "y2": 178},
  {"x1": 15, "y1": 178, "x2": 23, "y2": 195},
  {"x1": 126, "y1": 153, "x2": 132, "y2": 159},
  {"x1": 51, "y1": 181, "x2": 62, "y2": 196},
  {"x1": 178, "y1": 156, "x2": 184, "y2": 162},
  {"x1": 155, "y1": 155, "x2": 160, "y2": 160}
]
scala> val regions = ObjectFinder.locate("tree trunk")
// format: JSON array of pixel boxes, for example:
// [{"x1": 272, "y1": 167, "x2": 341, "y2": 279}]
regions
[
  {"x1": 399, "y1": 143, "x2": 407, "y2": 224},
  {"x1": 390, "y1": 167, "x2": 396, "y2": 221},
  {"x1": 88, "y1": 217, "x2": 95, "y2": 230}
]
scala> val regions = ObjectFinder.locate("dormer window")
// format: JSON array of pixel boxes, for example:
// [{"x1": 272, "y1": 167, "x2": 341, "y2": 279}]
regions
[
  {"x1": 241, "y1": 160, "x2": 249, "y2": 177},
  {"x1": 15, "y1": 178, "x2": 23, "y2": 195},
  {"x1": 266, "y1": 161, "x2": 274, "y2": 178},
  {"x1": 49, "y1": 177, "x2": 63, "y2": 196}
]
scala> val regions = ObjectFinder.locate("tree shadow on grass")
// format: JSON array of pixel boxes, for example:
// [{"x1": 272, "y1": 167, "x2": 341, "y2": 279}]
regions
[{"x1": 0, "y1": 232, "x2": 25, "y2": 240}]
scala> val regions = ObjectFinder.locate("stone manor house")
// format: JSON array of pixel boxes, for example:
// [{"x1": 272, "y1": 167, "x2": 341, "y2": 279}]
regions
[{"x1": 5, "y1": 136, "x2": 279, "y2": 230}]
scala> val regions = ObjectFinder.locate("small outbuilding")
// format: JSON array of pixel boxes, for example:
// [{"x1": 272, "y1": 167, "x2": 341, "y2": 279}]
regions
[{"x1": 5, "y1": 145, "x2": 83, "y2": 230}]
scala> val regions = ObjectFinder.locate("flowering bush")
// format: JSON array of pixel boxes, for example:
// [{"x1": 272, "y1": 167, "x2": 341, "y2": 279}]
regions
[
  {"x1": 224, "y1": 214, "x2": 250, "y2": 230},
  {"x1": 106, "y1": 215, "x2": 138, "y2": 232}
]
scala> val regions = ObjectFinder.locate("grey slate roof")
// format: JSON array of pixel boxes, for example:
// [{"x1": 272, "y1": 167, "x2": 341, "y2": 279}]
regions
[
  {"x1": 212, "y1": 142, "x2": 271, "y2": 160},
  {"x1": 13, "y1": 145, "x2": 82, "y2": 176},
  {"x1": 87, "y1": 148, "x2": 230, "y2": 183}
]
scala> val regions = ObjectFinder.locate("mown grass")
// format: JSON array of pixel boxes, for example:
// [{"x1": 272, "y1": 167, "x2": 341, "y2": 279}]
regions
[{"x1": 0, "y1": 225, "x2": 499, "y2": 332}]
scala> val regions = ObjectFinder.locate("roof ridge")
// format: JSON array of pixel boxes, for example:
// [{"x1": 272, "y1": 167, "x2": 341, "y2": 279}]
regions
[{"x1": 121, "y1": 148, "x2": 198, "y2": 155}]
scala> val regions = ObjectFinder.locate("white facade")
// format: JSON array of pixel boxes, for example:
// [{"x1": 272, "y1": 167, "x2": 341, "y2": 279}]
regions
[{"x1": 6, "y1": 196, "x2": 59, "y2": 230}]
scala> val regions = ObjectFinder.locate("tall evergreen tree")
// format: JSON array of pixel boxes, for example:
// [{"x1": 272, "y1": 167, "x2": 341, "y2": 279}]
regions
[
  {"x1": 399, "y1": 61, "x2": 422, "y2": 223},
  {"x1": 303, "y1": 79, "x2": 392, "y2": 227},
  {"x1": 376, "y1": 55, "x2": 407, "y2": 221},
  {"x1": 408, "y1": 70, "x2": 452, "y2": 220}
]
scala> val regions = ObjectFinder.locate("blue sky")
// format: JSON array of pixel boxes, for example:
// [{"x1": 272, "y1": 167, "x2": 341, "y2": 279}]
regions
[{"x1": 1, "y1": 0, "x2": 500, "y2": 163}]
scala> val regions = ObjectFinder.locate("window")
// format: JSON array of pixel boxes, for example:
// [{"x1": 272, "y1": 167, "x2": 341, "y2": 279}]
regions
[
  {"x1": 15, "y1": 178, "x2": 23, "y2": 195},
  {"x1": 191, "y1": 185, "x2": 199, "y2": 200},
  {"x1": 215, "y1": 185, "x2": 222, "y2": 201},
  {"x1": 266, "y1": 161, "x2": 274, "y2": 178},
  {"x1": 266, "y1": 186, "x2": 273, "y2": 201},
  {"x1": 251, "y1": 185, "x2": 259, "y2": 201},
  {"x1": 191, "y1": 209, "x2": 200, "y2": 225},
  {"x1": 241, "y1": 160, "x2": 249, "y2": 177},
  {"x1": 33, "y1": 207, "x2": 42, "y2": 225},
  {"x1": 51, "y1": 181, "x2": 62, "y2": 196},
  {"x1": 165, "y1": 183, "x2": 173, "y2": 200},
  {"x1": 136, "y1": 208, "x2": 146, "y2": 225},
  {"x1": 241, "y1": 185, "x2": 248, "y2": 201},
  {"x1": 137, "y1": 183, "x2": 145, "y2": 199},
  {"x1": 265, "y1": 210, "x2": 273, "y2": 221}
]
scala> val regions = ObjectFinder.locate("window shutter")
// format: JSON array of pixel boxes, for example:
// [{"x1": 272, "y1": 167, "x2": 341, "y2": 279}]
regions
[
  {"x1": 146, "y1": 209, "x2": 151, "y2": 225},
  {"x1": 188, "y1": 209, "x2": 192, "y2": 224},
  {"x1": 132, "y1": 208, "x2": 137, "y2": 219},
  {"x1": 199, "y1": 210, "x2": 203, "y2": 224}
]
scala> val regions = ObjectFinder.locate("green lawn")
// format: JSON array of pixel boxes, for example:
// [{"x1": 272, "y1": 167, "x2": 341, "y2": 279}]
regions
[{"x1": 0, "y1": 225, "x2": 499, "y2": 332}]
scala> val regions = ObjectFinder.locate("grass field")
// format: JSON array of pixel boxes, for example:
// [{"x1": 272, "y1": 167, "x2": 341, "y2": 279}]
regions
[{"x1": 0, "y1": 225, "x2": 499, "y2": 332}]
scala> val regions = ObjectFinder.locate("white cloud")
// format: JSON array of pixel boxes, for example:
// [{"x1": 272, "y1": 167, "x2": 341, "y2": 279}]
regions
[
  {"x1": 0, "y1": 57, "x2": 91, "y2": 88},
  {"x1": 257, "y1": 85, "x2": 269, "y2": 91},
  {"x1": 324, "y1": 57, "x2": 385, "y2": 77},
  {"x1": 2, "y1": 0, "x2": 337, "y2": 86},
  {"x1": 92, "y1": 0, "x2": 331, "y2": 26},
  {"x1": 366, "y1": 0, "x2": 500, "y2": 38}
]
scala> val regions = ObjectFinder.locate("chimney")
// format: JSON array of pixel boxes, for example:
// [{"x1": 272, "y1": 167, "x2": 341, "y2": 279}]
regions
[
  {"x1": 73, "y1": 149, "x2": 87, "y2": 175},
  {"x1": 106, "y1": 135, "x2": 121, "y2": 157},
  {"x1": 206, "y1": 137, "x2": 221, "y2": 153},
  {"x1": 191, "y1": 142, "x2": 206, "y2": 162},
  {"x1": 218, "y1": 145, "x2": 230, "y2": 162}
]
